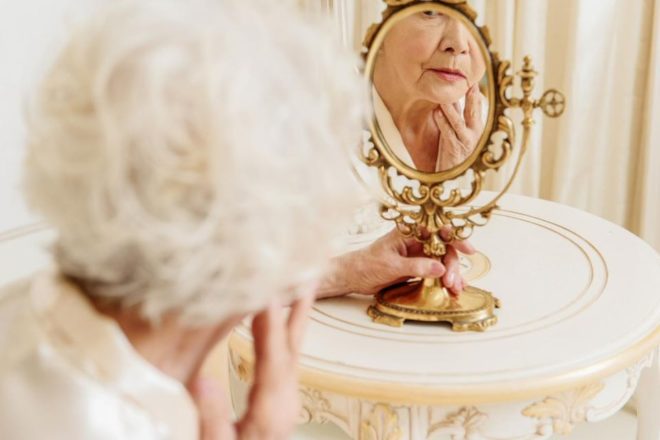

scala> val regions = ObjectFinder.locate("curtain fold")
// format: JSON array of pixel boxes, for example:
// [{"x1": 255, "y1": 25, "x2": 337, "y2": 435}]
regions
[
  {"x1": 631, "y1": 0, "x2": 660, "y2": 250},
  {"x1": 313, "y1": 0, "x2": 660, "y2": 251}
]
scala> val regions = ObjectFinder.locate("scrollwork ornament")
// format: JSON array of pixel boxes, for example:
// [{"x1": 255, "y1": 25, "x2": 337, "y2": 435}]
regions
[
  {"x1": 298, "y1": 386, "x2": 331, "y2": 424},
  {"x1": 522, "y1": 382, "x2": 605, "y2": 435},
  {"x1": 428, "y1": 406, "x2": 488, "y2": 439},
  {"x1": 586, "y1": 350, "x2": 656, "y2": 419},
  {"x1": 360, "y1": 404, "x2": 403, "y2": 440}
]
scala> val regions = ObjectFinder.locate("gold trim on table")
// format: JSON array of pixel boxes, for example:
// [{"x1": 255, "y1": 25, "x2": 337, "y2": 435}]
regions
[{"x1": 228, "y1": 325, "x2": 660, "y2": 405}]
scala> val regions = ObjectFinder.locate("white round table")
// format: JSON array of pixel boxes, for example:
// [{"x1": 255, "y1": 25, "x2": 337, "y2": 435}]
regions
[{"x1": 229, "y1": 194, "x2": 660, "y2": 440}]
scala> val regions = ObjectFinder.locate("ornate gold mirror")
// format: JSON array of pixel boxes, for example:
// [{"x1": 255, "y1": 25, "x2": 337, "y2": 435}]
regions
[{"x1": 360, "y1": 0, "x2": 565, "y2": 331}]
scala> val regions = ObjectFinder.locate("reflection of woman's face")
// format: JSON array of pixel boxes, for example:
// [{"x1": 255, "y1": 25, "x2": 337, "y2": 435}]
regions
[{"x1": 379, "y1": 11, "x2": 486, "y2": 104}]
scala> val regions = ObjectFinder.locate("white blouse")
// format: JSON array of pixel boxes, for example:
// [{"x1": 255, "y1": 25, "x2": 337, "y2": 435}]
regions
[
  {"x1": 372, "y1": 87, "x2": 425, "y2": 170},
  {"x1": 0, "y1": 272, "x2": 198, "y2": 440}
]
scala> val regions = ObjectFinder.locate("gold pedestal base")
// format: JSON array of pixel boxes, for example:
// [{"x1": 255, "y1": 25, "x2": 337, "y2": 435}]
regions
[{"x1": 367, "y1": 278, "x2": 500, "y2": 332}]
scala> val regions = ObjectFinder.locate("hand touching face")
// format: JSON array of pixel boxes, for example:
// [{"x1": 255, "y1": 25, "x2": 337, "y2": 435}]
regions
[
  {"x1": 190, "y1": 295, "x2": 314, "y2": 440},
  {"x1": 435, "y1": 84, "x2": 485, "y2": 170}
]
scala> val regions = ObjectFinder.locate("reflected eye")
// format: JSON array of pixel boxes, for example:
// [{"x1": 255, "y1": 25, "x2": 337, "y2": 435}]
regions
[{"x1": 422, "y1": 10, "x2": 444, "y2": 18}]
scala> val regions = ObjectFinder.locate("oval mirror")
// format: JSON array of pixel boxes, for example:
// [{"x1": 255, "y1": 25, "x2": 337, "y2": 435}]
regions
[{"x1": 365, "y1": 2, "x2": 495, "y2": 180}]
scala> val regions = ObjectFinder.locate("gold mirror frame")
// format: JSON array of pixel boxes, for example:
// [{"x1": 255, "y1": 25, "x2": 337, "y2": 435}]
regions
[
  {"x1": 365, "y1": 2, "x2": 496, "y2": 184},
  {"x1": 361, "y1": 0, "x2": 566, "y2": 331}
]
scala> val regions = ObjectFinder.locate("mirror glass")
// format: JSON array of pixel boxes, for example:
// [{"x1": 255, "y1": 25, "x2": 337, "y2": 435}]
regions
[{"x1": 370, "y1": 5, "x2": 491, "y2": 174}]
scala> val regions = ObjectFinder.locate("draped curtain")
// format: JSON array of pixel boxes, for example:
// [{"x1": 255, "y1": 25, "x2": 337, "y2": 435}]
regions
[{"x1": 306, "y1": 0, "x2": 660, "y2": 251}]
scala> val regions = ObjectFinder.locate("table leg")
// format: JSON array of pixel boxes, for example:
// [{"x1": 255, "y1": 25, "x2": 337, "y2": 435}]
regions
[{"x1": 636, "y1": 347, "x2": 660, "y2": 440}]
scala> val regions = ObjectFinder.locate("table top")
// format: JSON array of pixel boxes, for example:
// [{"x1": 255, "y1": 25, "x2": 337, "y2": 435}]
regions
[
  {"x1": 2, "y1": 196, "x2": 659, "y2": 406},
  {"x1": 231, "y1": 193, "x2": 660, "y2": 405}
]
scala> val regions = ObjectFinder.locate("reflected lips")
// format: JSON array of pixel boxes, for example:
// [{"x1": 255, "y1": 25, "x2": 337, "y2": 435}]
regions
[{"x1": 431, "y1": 68, "x2": 466, "y2": 82}]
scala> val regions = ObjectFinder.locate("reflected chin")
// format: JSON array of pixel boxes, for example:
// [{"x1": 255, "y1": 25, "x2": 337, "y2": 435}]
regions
[{"x1": 422, "y1": 83, "x2": 468, "y2": 106}]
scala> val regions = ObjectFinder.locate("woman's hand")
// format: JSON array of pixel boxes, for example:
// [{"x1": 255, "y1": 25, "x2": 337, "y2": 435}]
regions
[
  {"x1": 438, "y1": 227, "x2": 475, "y2": 296},
  {"x1": 190, "y1": 294, "x2": 314, "y2": 440},
  {"x1": 434, "y1": 83, "x2": 485, "y2": 171},
  {"x1": 316, "y1": 228, "x2": 475, "y2": 299}
]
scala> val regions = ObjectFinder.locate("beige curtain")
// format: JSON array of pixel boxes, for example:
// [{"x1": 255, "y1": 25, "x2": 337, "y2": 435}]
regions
[
  {"x1": 309, "y1": 0, "x2": 660, "y2": 251},
  {"x1": 472, "y1": 0, "x2": 660, "y2": 252}
]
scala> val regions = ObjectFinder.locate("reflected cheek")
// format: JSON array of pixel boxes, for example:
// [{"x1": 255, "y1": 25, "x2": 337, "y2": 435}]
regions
[
  {"x1": 468, "y1": 55, "x2": 487, "y2": 85},
  {"x1": 401, "y1": 39, "x2": 437, "y2": 65}
]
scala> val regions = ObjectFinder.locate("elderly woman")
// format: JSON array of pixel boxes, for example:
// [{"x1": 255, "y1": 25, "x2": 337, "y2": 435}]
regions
[
  {"x1": 0, "y1": 1, "x2": 367, "y2": 438},
  {"x1": 0, "y1": 2, "x2": 472, "y2": 439},
  {"x1": 0, "y1": 1, "x2": 471, "y2": 439},
  {"x1": 373, "y1": 10, "x2": 487, "y2": 172}
]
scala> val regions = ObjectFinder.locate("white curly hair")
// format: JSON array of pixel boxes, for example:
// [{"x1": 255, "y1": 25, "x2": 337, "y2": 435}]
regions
[{"x1": 23, "y1": 0, "x2": 366, "y2": 324}]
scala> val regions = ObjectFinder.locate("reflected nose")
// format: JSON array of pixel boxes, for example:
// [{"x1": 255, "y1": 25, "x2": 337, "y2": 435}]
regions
[{"x1": 438, "y1": 18, "x2": 469, "y2": 55}]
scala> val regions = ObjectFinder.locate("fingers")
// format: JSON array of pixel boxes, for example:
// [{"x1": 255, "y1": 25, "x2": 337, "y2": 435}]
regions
[
  {"x1": 434, "y1": 109, "x2": 472, "y2": 171},
  {"x1": 454, "y1": 276, "x2": 466, "y2": 296},
  {"x1": 384, "y1": 229, "x2": 426, "y2": 258},
  {"x1": 399, "y1": 257, "x2": 445, "y2": 279},
  {"x1": 190, "y1": 376, "x2": 235, "y2": 440},
  {"x1": 434, "y1": 109, "x2": 459, "y2": 144},
  {"x1": 434, "y1": 110, "x2": 463, "y2": 169},
  {"x1": 242, "y1": 302, "x2": 303, "y2": 439},
  {"x1": 380, "y1": 228, "x2": 411, "y2": 257},
  {"x1": 400, "y1": 235, "x2": 424, "y2": 257},
  {"x1": 388, "y1": 230, "x2": 445, "y2": 278},
  {"x1": 442, "y1": 246, "x2": 462, "y2": 296},
  {"x1": 451, "y1": 239, "x2": 475, "y2": 255},
  {"x1": 439, "y1": 104, "x2": 472, "y2": 147},
  {"x1": 251, "y1": 302, "x2": 283, "y2": 372},
  {"x1": 464, "y1": 84, "x2": 484, "y2": 132},
  {"x1": 440, "y1": 227, "x2": 476, "y2": 255},
  {"x1": 286, "y1": 293, "x2": 314, "y2": 355},
  {"x1": 404, "y1": 240, "x2": 425, "y2": 257}
]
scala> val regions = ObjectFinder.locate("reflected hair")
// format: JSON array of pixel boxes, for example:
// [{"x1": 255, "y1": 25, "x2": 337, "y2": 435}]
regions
[{"x1": 24, "y1": 0, "x2": 365, "y2": 324}]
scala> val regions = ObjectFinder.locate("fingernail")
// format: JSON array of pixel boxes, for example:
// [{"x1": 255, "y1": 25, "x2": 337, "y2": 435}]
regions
[
  {"x1": 445, "y1": 271, "x2": 455, "y2": 287},
  {"x1": 430, "y1": 261, "x2": 445, "y2": 276}
]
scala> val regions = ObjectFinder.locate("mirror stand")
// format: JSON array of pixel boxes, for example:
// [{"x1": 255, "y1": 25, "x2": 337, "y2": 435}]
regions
[
  {"x1": 365, "y1": 54, "x2": 563, "y2": 331},
  {"x1": 368, "y1": 278, "x2": 500, "y2": 330},
  {"x1": 361, "y1": 0, "x2": 565, "y2": 331}
]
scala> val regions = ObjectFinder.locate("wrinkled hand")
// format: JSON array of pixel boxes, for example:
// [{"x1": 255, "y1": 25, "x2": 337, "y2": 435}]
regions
[
  {"x1": 435, "y1": 83, "x2": 485, "y2": 171},
  {"x1": 439, "y1": 227, "x2": 474, "y2": 296},
  {"x1": 317, "y1": 228, "x2": 475, "y2": 298},
  {"x1": 190, "y1": 294, "x2": 314, "y2": 440}
]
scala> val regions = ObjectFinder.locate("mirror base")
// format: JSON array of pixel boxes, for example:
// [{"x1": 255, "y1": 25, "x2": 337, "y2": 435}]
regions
[{"x1": 367, "y1": 279, "x2": 500, "y2": 332}]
